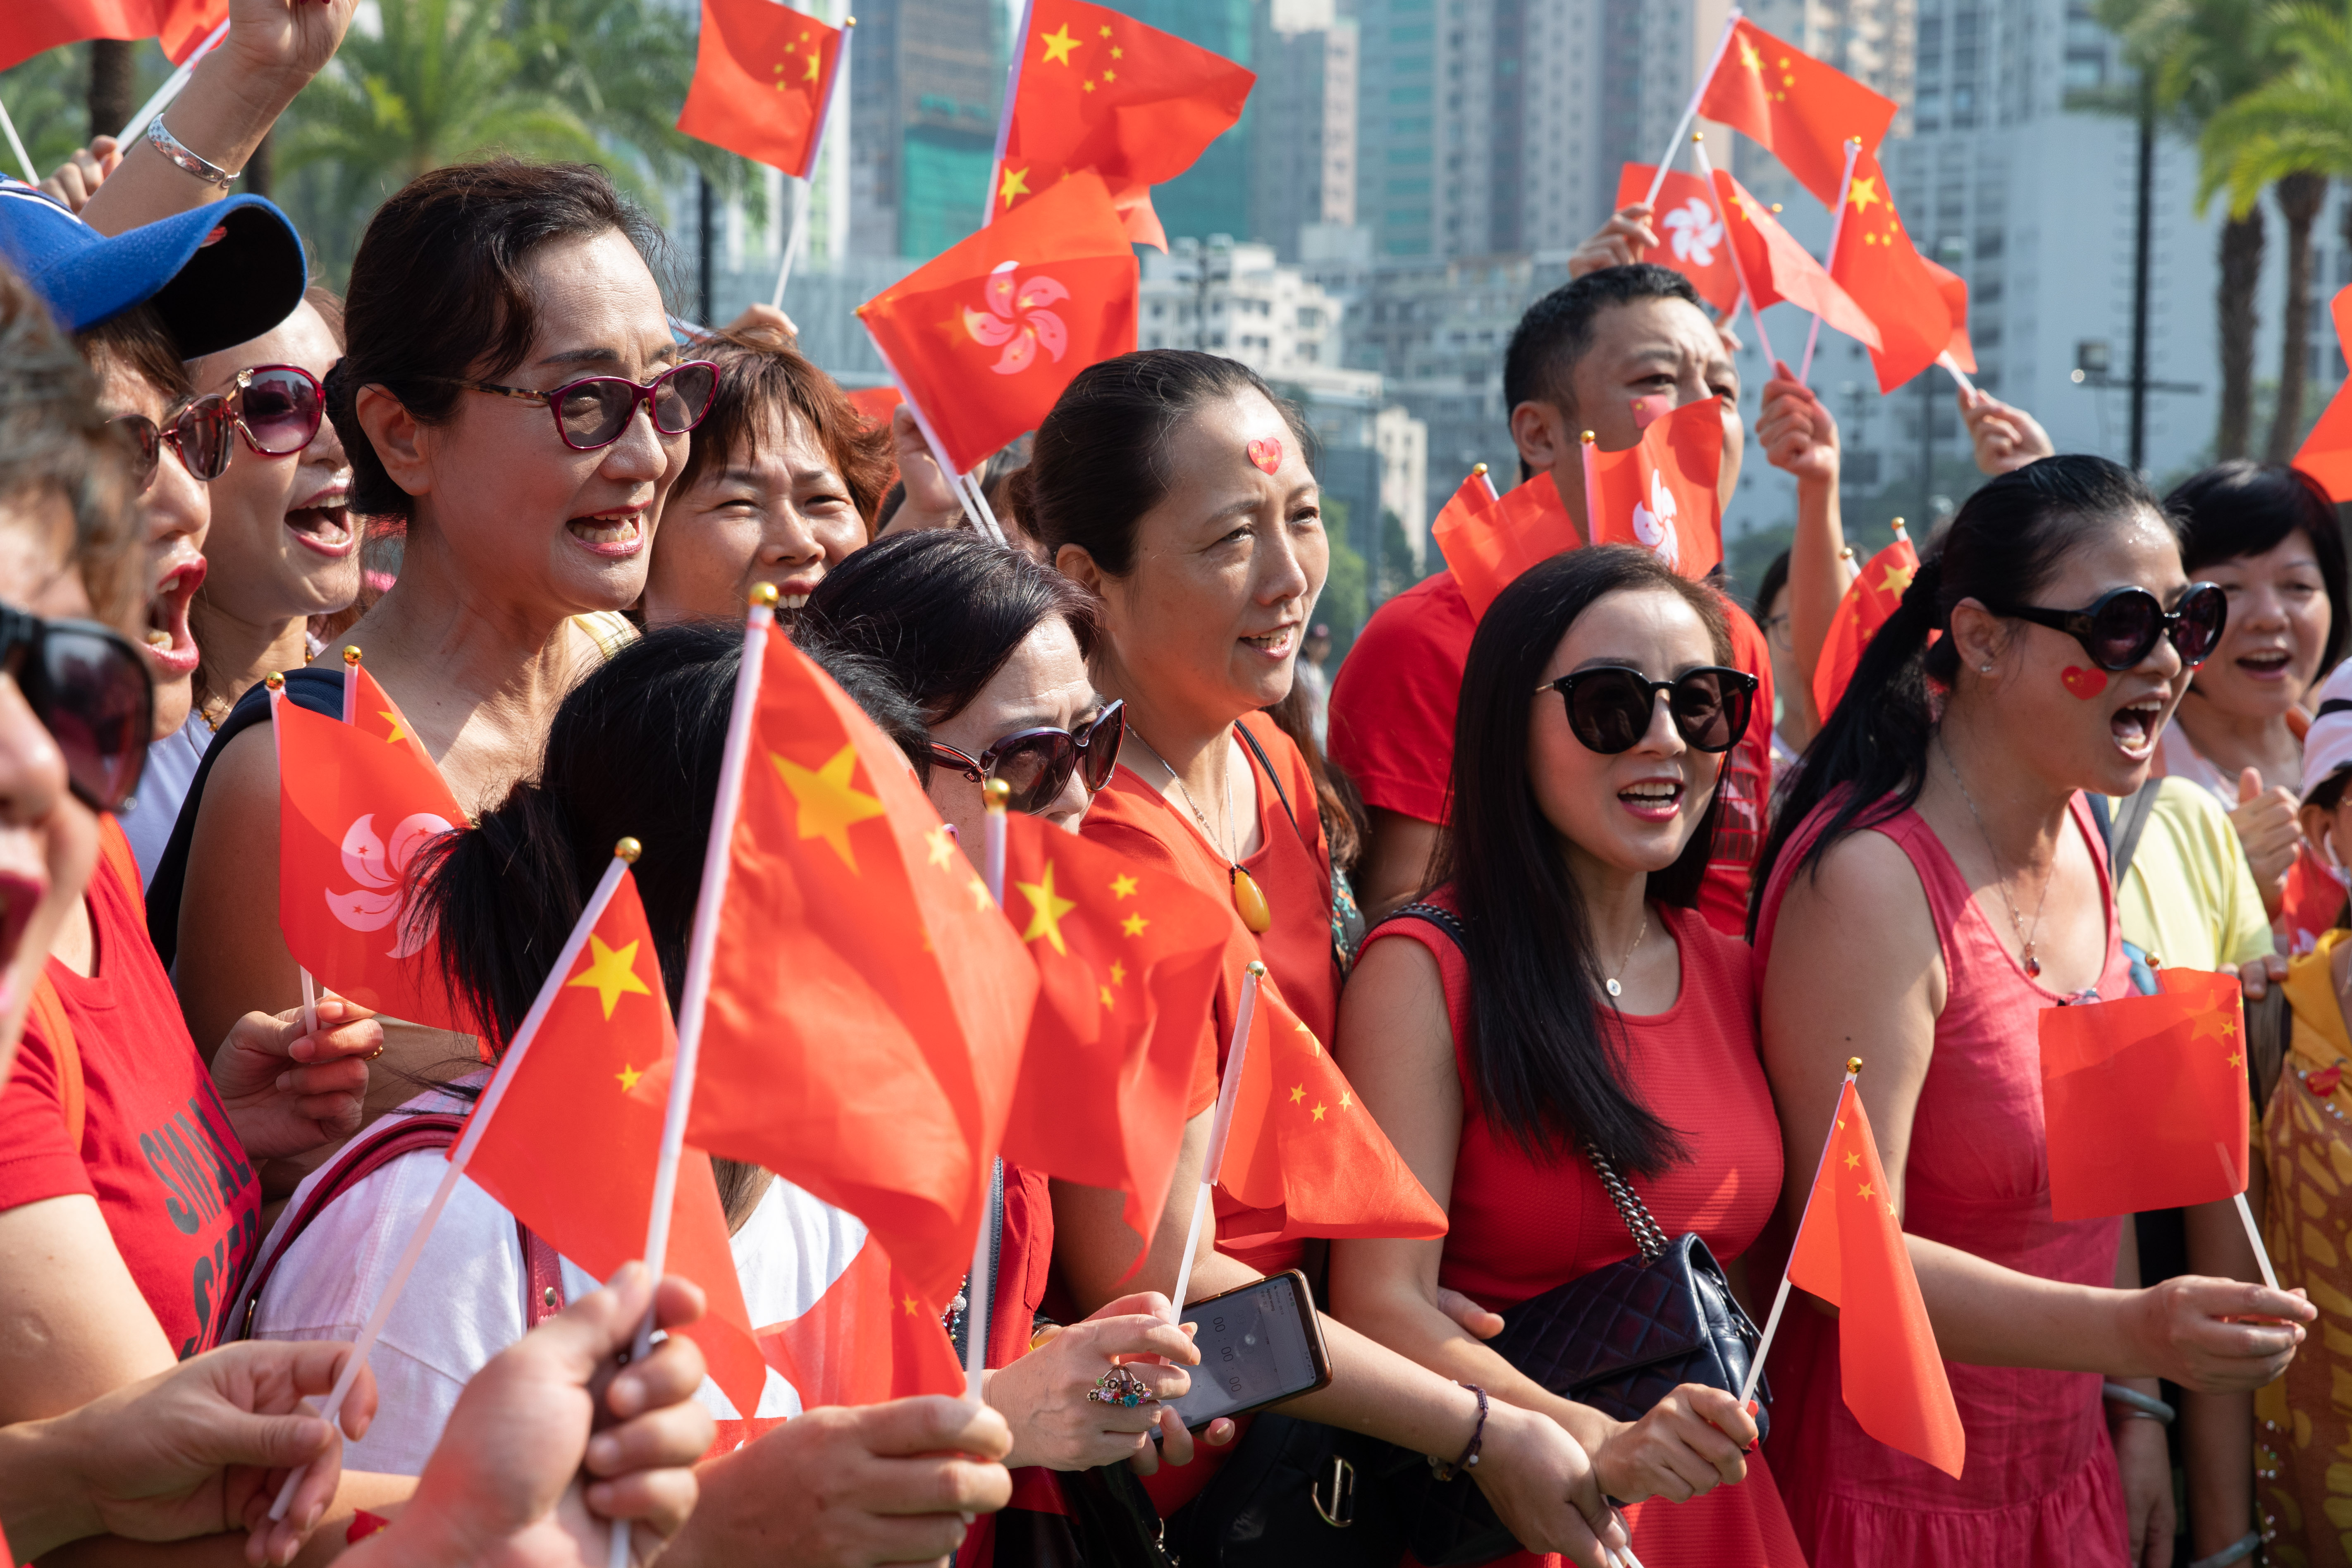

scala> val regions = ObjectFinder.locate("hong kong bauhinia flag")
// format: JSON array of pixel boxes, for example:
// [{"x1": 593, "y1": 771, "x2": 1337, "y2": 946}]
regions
[
  {"x1": 998, "y1": 0, "x2": 1254, "y2": 250},
  {"x1": 1813, "y1": 527, "x2": 1920, "y2": 718},
  {"x1": 1830, "y1": 148, "x2": 1954, "y2": 391},
  {"x1": 1697, "y1": 17, "x2": 1898, "y2": 209},
  {"x1": 858, "y1": 170, "x2": 1137, "y2": 474},
  {"x1": 1580, "y1": 398, "x2": 1724, "y2": 580},
  {"x1": 1614, "y1": 164, "x2": 1737, "y2": 315},
  {"x1": 677, "y1": 0, "x2": 845, "y2": 178},
  {"x1": 1430, "y1": 465, "x2": 1584, "y2": 621}
]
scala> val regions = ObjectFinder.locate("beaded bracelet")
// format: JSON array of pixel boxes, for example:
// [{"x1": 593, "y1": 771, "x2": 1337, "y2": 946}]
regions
[
  {"x1": 2101, "y1": 1381, "x2": 2175, "y2": 1423},
  {"x1": 1431, "y1": 1383, "x2": 1488, "y2": 1481}
]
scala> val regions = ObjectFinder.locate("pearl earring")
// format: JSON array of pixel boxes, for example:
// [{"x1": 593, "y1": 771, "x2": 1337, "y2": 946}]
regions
[{"x1": 1980, "y1": 663, "x2": 1994, "y2": 673}]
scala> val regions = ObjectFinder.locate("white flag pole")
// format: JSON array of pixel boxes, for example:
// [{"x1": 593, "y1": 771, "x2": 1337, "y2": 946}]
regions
[
  {"x1": 1937, "y1": 351, "x2": 1977, "y2": 399},
  {"x1": 1640, "y1": 6, "x2": 1742, "y2": 210},
  {"x1": 771, "y1": 176, "x2": 808, "y2": 310},
  {"x1": 0, "y1": 98, "x2": 38, "y2": 187},
  {"x1": 605, "y1": 591, "x2": 773, "y2": 1568},
  {"x1": 268, "y1": 847, "x2": 640, "y2": 1521},
  {"x1": 1797, "y1": 139, "x2": 1864, "y2": 385},
  {"x1": 955, "y1": 785, "x2": 1014, "y2": 1397},
  {"x1": 1687, "y1": 131, "x2": 1776, "y2": 369},
  {"x1": 1168, "y1": 962, "x2": 1265, "y2": 1319},
  {"x1": 121, "y1": 18, "x2": 232, "y2": 146},
  {"x1": 861, "y1": 327, "x2": 1010, "y2": 545},
  {"x1": 983, "y1": 0, "x2": 1039, "y2": 227},
  {"x1": 771, "y1": 17, "x2": 855, "y2": 310},
  {"x1": 1739, "y1": 1058, "x2": 1860, "y2": 1407}
]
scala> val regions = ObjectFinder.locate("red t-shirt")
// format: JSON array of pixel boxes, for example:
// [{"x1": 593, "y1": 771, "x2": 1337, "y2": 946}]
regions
[
  {"x1": 1327, "y1": 571, "x2": 1478, "y2": 825},
  {"x1": 0, "y1": 826, "x2": 262, "y2": 1359}
]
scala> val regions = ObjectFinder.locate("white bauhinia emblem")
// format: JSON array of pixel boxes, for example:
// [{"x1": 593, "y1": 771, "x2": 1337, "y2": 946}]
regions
[
  {"x1": 1631, "y1": 469, "x2": 1681, "y2": 571},
  {"x1": 327, "y1": 811, "x2": 455, "y2": 958},
  {"x1": 1662, "y1": 197, "x2": 1723, "y2": 267},
  {"x1": 963, "y1": 260, "x2": 1071, "y2": 375}
]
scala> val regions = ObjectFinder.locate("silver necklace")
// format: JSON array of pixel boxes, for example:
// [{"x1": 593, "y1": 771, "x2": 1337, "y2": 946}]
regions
[
  {"x1": 1604, "y1": 907, "x2": 1649, "y2": 999},
  {"x1": 1127, "y1": 729, "x2": 1232, "y2": 862},
  {"x1": 1938, "y1": 738, "x2": 2054, "y2": 978}
]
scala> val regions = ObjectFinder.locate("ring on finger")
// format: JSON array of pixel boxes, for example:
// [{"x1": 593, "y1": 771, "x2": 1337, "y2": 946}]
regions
[{"x1": 1087, "y1": 1366, "x2": 1158, "y2": 1408}]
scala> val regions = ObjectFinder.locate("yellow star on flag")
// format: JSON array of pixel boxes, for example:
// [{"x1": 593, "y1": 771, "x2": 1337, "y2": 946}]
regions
[
  {"x1": 1039, "y1": 23, "x2": 1081, "y2": 64},
  {"x1": 1289, "y1": 1084, "x2": 1305, "y2": 1105},
  {"x1": 1299, "y1": 1021, "x2": 1321, "y2": 1057},
  {"x1": 2190, "y1": 1009, "x2": 2239, "y2": 1042},
  {"x1": 1082, "y1": 79, "x2": 1096, "y2": 92},
  {"x1": 378, "y1": 711, "x2": 407, "y2": 744},
  {"x1": 1015, "y1": 859, "x2": 1078, "y2": 954},
  {"x1": 1121, "y1": 913, "x2": 1149, "y2": 937},
  {"x1": 1858, "y1": 1181, "x2": 1876, "y2": 1200},
  {"x1": 1338, "y1": 1089, "x2": 1352, "y2": 1110},
  {"x1": 1844, "y1": 1150, "x2": 1860, "y2": 1169},
  {"x1": 1878, "y1": 563, "x2": 1914, "y2": 594},
  {"x1": 771, "y1": 745, "x2": 887, "y2": 872},
  {"x1": 568, "y1": 933, "x2": 654, "y2": 1020},
  {"x1": 1111, "y1": 45, "x2": 1123, "y2": 57},
  {"x1": 1098, "y1": 23, "x2": 1111, "y2": 34},
  {"x1": 1738, "y1": 36, "x2": 1762, "y2": 72},
  {"x1": 615, "y1": 1062, "x2": 644, "y2": 1093},
  {"x1": 925, "y1": 826, "x2": 957, "y2": 869},
  {"x1": 998, "y1": 165, "x2": 1031, "y2": 208},
  {"x1": 1108, "y1": 959, "x2": 1127, "y2": 986},
  {"x1": 1100, "y1": 984, "x2": 1115, "y2": 1008},
  {"x1": 1848, "y1": 176, "x2": 1882, "y2": 212},
  {"x1": 804, "y1": 52, "x2": 821, "y2": 81},
  {"x1": 1111, "y1": 873, "x2": 1139, "y2": 899},
  {"x1": 1101, "y1": 68, "x2": 1115, "y2": 82},
  {"x1": 966, "y1": 874, "x2": 994, "y2": 912},
  {"x1": 901, "y1": 1295, "x2": 919, "y2": 1315},
  {"x1": 1311, "y1": 1102, "x2": 1327, "y2": 1122}
]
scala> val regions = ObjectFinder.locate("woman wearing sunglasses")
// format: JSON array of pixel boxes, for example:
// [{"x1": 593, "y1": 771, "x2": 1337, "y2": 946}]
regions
[
  {"x1": 166, "y1": 161, "x2": 716, "y2": 1098},
  {"x1": 1752, "y1": 455, "x2": 2314, "y2": 1568},
  {"x1": 1328, "y1": 544, "x2": 1793, "y2": 1565}
]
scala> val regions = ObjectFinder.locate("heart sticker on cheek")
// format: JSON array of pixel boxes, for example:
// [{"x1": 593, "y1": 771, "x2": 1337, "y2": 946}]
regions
[
  {"x1": 1246, "y1": 437, "x2": 1282, "y2": 474},
  {"x1": 2060, "y1": 666, "x2": 2109, "y2": 699}
]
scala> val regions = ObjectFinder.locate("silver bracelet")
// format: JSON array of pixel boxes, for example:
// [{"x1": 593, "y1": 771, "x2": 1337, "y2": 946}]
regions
[
  {"x1": 2187, "y1": 1530, "x2": 2260, "y2": 1568},
  {"x1": 2101, "y1": 1381, "x2": 2176, "y2": 1423},
  {"x1": 146, "y1": 115, "x2": 239, "y2": 188}
]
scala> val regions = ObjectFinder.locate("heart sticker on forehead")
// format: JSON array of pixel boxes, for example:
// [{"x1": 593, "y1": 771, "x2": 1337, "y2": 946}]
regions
[
  {"x1": 1246, "y1": 437, "x2": 1282, "y2": 474},
  {"x1": 2060, "y1": 666, "x2": 2109, "y2": 699}
]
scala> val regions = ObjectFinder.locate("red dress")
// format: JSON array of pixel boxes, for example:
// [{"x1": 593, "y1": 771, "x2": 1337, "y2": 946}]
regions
[
  {"x1": 1365, "y1": 895, "x2": 1807, "y2": 1568},
  {"x1": 1752, "y1": 795, "x2": 2134, "y2": 1567}
]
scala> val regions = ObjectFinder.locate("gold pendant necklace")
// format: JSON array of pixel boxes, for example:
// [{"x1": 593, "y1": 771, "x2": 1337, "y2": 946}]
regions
[{"x1": 1134, "y1": 728, "x2": 1272, "y2": 933}]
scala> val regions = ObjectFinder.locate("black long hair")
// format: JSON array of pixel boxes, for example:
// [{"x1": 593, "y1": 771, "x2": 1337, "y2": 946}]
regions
[
  {"x1": 1751, "y1": 454, "x2": 2171, "y2": 913},
  {"x1": 1435, "y1": 545, "x2": 1731, "y2": 1175},
  {"x1": 2168, "y1": 459, "x2": 2349, "y2": 674}
]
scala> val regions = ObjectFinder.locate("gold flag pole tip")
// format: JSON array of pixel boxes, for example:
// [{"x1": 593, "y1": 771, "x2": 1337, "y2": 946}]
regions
[
  {"x1": 749, "y1": 583, "x2": 780, "y2": 609},
  {"x1": 264, "y1": 673, "x2": 284, "y2": 691},
  {"x1": 1470, "y1": 461, "x2": 1487, "y2": 476},
  {"x1": 1846, "y1": 1057, "x2": 1863, "y2": 1076},
  {"x1": 1245, "y1": 960, "x2": 1268, "y2": 979},
  {"x1": 1581, "y1": 430, "x2": 1597, "y2": 446},
  {"x1": 615, "y1": 838, "x2": 643, "y2": 864},
  {"x1": 983, "y1": 778, "x2": 1011, "y2": 811},
  {"x1": 341, "y1": 646, "x2": 361, "y2": 666}
]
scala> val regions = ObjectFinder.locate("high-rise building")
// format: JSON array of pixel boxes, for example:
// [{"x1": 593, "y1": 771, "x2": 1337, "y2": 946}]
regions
[
  {"x1": 1247, "y1": 0, "x2": 1356, "y2": 260},
  {"x1": 1098, "y1": 0, "x2": 1256, "y2": 241},
  {"x1": 845, "y1": 0, "x2": 1004, "y2": 260}
]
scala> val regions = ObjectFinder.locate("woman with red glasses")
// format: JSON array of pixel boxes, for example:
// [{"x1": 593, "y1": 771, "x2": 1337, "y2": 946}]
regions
[
  {"x1": 1752, "y1": 456, "x2": 2314, "y2": 1568},
  {"x1": 162, "y1": 160, "x2": 719, "y2": 1131}
]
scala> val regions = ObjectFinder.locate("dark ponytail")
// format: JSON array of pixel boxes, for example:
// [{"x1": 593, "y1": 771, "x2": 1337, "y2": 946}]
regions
[{"x1": 1750, "y1": 454, "x2": 2172, "y2": 920}]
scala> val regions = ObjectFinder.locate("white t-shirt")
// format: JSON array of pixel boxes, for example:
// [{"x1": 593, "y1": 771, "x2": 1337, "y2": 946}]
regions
[
  {"x1": 250, "y1": 1080, "x2": 867, "y2": 1475},
  {"x1": 122, "y1": 714, "x2": 213, "y2": 887},
  {"x1": 2158, "y1": 722, "x2": 2301, "y2": 809}
]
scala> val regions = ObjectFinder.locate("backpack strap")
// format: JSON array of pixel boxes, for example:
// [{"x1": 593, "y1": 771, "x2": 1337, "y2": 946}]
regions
[
  {"x1": 30, "y1": 978, "x2": 81, "y2": 1150},
  {"x1": 2110, "y1": 779, "x2": 2163, "y2": 886},
  {"x1": 1381, "y1": 899, "x2": 1469, "y2": 954},
  {"x1": 518, "y1": 1217, "x2": 568, "y2": 1329},
  {"x1": 96, "y1": 815, "x2": 143, "y2": 914},
  {"x1": 2247, "y1": 983, "x2": 2290, "y2": 1116},
  {"x1": 1232, "y1": 720, "x2": 1304, "y2": 845}
]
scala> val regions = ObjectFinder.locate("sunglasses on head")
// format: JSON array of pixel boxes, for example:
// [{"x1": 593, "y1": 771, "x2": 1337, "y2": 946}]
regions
[
  {"x1": 0, "y1": 604, "x2": 155, "y2": 813},
  {"x1": 440, "y1": 360, "x2": 720, "y2": 452},
  {"x1": 112, "y1": 394, "x2": 234, "y2": 489},
  {"x1": 1980, "y1": 582, "x2": 2228, "y2": 672},
  {"x1": 929, "y1": 700, "x2": 1126, "y2": 815},
  {"x1": 229, "y1": 363, "x2": 327, "y2": 457},
  {"x1": 1537, "y1": 666, "x2": 1759, "y2": 755}
]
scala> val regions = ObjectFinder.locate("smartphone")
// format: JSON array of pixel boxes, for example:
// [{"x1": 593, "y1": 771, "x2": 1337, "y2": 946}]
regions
[{"x1": 1167, "y1": 1269, "x2": 1333, "y2": 1430}]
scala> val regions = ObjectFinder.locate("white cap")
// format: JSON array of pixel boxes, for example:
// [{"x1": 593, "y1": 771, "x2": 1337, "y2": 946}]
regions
[{"x1": 2302, "y1": 659, "x2": 2352, "y2": 804}]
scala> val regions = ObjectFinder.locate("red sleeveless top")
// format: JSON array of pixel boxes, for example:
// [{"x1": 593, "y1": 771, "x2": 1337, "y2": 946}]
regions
[
  {"x1": 1752, "y1": 792, "x2": 2134, "y2": 1568},
  {"x1": 1363, "y1": 893, "x2": 1805, "y2": 1568}
]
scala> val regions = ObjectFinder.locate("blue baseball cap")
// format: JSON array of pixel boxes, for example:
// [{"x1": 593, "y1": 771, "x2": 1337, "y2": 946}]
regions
[{"x1": 0, "y1": 178, "x2": 308, "y2": 360}]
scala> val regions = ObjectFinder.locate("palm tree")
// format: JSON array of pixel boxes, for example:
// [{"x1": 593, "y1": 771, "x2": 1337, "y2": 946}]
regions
[{"x1": 2202, "y1": 1, "x2": 2352, "y2": 457}]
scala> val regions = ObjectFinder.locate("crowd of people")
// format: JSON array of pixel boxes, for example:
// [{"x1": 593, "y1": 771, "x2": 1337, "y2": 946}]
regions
[{"x1": 0, "y1": 6, "x2": 2346, "y2": 1568}]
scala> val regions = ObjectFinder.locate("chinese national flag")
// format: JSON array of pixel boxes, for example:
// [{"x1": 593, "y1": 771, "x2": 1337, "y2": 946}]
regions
[
  {"x1": 1696, "y1": 18, "x2": 1898, "y2": 209},
  {"x1": 1786, "y1": 1079, "x2": 1964, "y2": 1477},
  {"x1": 673, "y1": 632, "x2": 1038, "y2": 1306},
  {"x1": 1811, "y1": 529, "x2": 1920, "y2": 718},
  {"x1": 1431, "y1": 466, "x2": 1583, "y2": 621},
  {"x1": 461, "y1": 870, "x2": 769, "y2": 1426},
  {"x1": 155, "y1": 0, "x2": 224, "y2": 61},
  {"x1": 1614, "y1": 164, "x2": 1737, "y2": 315},
  {"x1": 998, "y1": 0, "x2": 1254, "y2": 251},
  {"x1": 857, "y1": 170, "x2": 1137, "y2": 475},
  {"x1": 1830, "y1": 148, "x2": 1953, "y2": 392},
  {"x1": 757, "y1": 1233, "x2": 963, "y2": 1408},
  {"x1": 0, "y1": 0, "x2": 222, "y2": 71},
  {"x1": 2280, "y1": 845, "x2": 2349, "y2": 955},
  {"x1": 1580, "y1": 397, "x2": 1724, "y2": 580},
  {"x1": 677, "y1": 0, "x2": 843, "y2": 178},
  {"x1": 1922, "y1": 256, "x2": 1977, "y2": 374},
  {"x1": 2295, "y1": 285, "x2": 2352, "y2": 501},
  {"x1": 1216, "y1": 980, "x2": 1446, "y2": 1248},
  {"x1": 1711, "y1": 167, "x2": 1881, "y2": 350},
  {"x1": 999, "y1": 813, "x2": 1228, "y2": 1247},
  {"x1": 845, "y1": 385, "x2": 903, "y2": 427},
  {"x1": 274, "y1": 686, "x2": 475, "y2": 1034},
  {"x1": 2039, "y1": 971, "x2": 2252, "y2": 1221}
]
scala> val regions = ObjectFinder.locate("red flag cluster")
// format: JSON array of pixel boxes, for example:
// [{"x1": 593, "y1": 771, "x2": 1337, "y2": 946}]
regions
[
  {"x1": 1698, "y1": 18, "x2": 1897, "y2": 208},
  {"x1": 1429, "y1": 465, "x2": 1581, "y2": 620},
  {"x1": 2, "y1": 0, "x2": 222, "y2": 72}
]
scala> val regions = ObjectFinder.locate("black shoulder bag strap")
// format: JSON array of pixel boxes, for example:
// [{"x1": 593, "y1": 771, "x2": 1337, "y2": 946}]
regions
[
  {"x1": 1234, "y1": 719, "x2": 1359, "y2": 983},
  {"x1": 2109, "y1": 779, "x2": 2162, "y2": 886}
]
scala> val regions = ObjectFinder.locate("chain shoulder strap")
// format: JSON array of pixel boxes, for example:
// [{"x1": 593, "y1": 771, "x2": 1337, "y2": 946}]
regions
[{"x1": 1581, "y1": 1142, "x2": 1671, "y2": 1260}]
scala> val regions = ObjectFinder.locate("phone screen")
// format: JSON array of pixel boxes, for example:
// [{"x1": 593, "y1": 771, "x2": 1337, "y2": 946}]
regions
[{"x1": 1168, "y1": 1273, "x2": 1323, "y2": 1429}]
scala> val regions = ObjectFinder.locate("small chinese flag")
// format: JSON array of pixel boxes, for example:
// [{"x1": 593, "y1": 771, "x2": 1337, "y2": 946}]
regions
[
  {"x1": 1697, "y1": 17, "x2": 1898, "y2": 209},
  {"x1": 1829, "y1": 148, "x2": 1953, "y2": 392},
  {"x1": 461, "y1": 869, "x2": 769, "y2": 1426},
  {"x1": 1217, "y1": 980, "x2": 1446, "y2": 1248},
  {"x1": 1580, "y1": 398, "x2": 1724, "y2": 580},
  {"x1": 1000, "y1": 813, "x2": 1229, "y2": 1248},
  {"x1": 1922, "y1": 256, "x2": 1977, "y2": 374},
  {"x1": 1812, "y1": 527, "x2": 1920, "y2": 718},
  {"x1": 275, "y1": 688, "x2": 474, "y2": 1033},
  {"x1": 1710, "y1": 167, "x2": 1881, "y2": 351},
  {"x1": 1431, "y1": 466, "x2": 1583, "y2": 621},
  {"x1": 1786, "y1": 1076, "x2": 1964, "y2": 1477},
  {"x1": 857, "y1": 169, "x2": 1138, "y2": 476},
  {"x1": 845, "y1": 385, "x2": 903, "y2": 427},
  {"x1": 2039, "y1": 970, "x2": 2251, "y2": 1221},
  {"x1": 1613, "y1": 164, "x2": 1737, "y2": 315},
  {"x1": 155, "y1": 0, "x2": 224, "y2": 61},
  {"x1": 677, "y1": 0, "x2": 845, "y2": 178},
  {"x1": 999, "y1": 0, "x2": 1255, "y2": 251},
  {"x1": 757, "y1": 1233, "x2": 963, "y2": 1408},
  {"x1": 0, "y1": 0, "x2": 217, "y2": 72},
  {"x1": 673, "y1": 632, "x2": 1038, "y2": 1307},
  {"x1": 2295, "y1": 285, "x2": 2352, "y2": 501},
  {"x1": 2280, "y1": 845, "x2": 2349, "y2": 956}
]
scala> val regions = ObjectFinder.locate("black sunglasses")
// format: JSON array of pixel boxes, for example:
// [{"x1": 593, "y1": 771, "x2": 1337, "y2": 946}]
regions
[
  {"x1": 929, "y1": 700, "x2": 1126, "y2": 815},
  {"x1": 0, "y1": 604, "x2": 155, "y2": 813},
  {"x1": 441, "y1": 360, "x2": 720, "y2": 451},
  {"x1": 1537, "y1": 666, "x2": 1758, "y2": 755},
  {"x1": 112, "y1": 394, "x2": 234, "y2": 489},
  {"x1": 1980, "y1": 582, "x2": 2228, "y2": 672}
]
